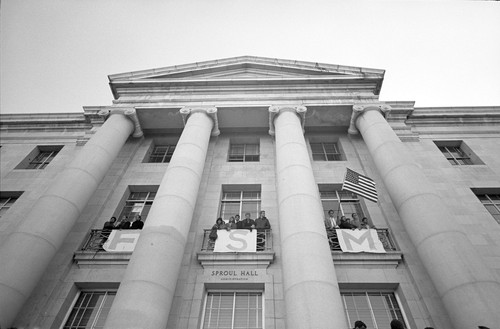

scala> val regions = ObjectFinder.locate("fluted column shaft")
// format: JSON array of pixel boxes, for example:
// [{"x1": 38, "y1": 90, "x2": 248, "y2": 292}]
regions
[
  {"x1": 104, "y1": 108, "x2": 216, "y2": 329},
  {"x1": 270, "y1": 106, "x2": 348, "y2": 329},
  {"x1": 353, "y1": 104, "x2": 500, "y2": 329},
  {"x1": 0, "y1": 112, "x2": 136, "y2": 328}
]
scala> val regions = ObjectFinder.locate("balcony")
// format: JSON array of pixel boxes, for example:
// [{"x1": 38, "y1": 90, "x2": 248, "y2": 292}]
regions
[
  {"x1": 73, "y1": 229, "x2": 134, "y2": 267},
  {"x1": 197, "y1": 229, "x2": 275, "y2": 268},
  {"x1": 326, "y1": 228, "x2": 397, "y2": 251},
  {"x1": 326, "y1": 228, "x2": 403, "y2": 267}
]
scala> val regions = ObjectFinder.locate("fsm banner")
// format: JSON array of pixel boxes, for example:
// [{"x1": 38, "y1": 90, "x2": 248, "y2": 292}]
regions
[
  {"x1": 103, "y1": 230, "x2": 141, "y2": 252},
  {"x1": 214, "y1": 229, "x2": 257, "y2": 252},
  {"x1": 336, "y1": 229, "x2": 386, "y2": 253}
]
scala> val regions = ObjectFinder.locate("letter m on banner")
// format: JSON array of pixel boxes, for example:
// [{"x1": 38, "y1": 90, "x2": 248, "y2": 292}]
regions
[{"x1": 336, "y1": 229, "x2": 386, "y2": 253}]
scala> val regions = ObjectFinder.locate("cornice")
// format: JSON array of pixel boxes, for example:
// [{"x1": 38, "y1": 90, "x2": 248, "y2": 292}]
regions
[
  {"x1": 108, "y1": 56, "x2": 385, "y2": 100},
  {"x1": 108, "y1": 55, "x2": 385, "y2": 81}
]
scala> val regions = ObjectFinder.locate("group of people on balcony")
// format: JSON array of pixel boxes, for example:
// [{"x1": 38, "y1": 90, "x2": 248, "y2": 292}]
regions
[
  {"x1": 103, "y1": 214, "x2": 144, "y2": 232},
  {"x1": 210, "y1": 211, "x2": 271, "y2": 242},
  {"x1": 324, "y1": 210, "x2": 375, "y2": 231},
  {"x1": 212, "y1": 211, "x2": 271, "y2": 232}
]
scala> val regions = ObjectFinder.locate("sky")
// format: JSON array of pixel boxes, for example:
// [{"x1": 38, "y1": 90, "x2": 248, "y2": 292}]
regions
[{"x1": 1, "y1": 0, "x2": 500, "y2": 114}]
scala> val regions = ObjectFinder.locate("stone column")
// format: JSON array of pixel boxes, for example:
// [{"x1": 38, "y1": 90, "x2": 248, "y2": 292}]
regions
[
  {"x1": 0, "y1": 109, "x2": 140, "y2": 328},
  {"x1": 103, "y1": 107, "x2": 218, "y2": 329},
  {"x1": 269, "y1": 106, "x2": 348, "y2": 329},
  {"x1": 350, "y1": 103, "x2": 500, "y2": 329}
]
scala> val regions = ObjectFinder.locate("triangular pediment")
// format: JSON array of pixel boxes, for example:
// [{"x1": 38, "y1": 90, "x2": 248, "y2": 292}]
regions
[{"x1": 109, "y1": 56, "x2": 384, "y2": 82}]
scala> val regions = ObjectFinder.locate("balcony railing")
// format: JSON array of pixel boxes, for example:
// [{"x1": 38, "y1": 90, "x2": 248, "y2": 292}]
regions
[
  {"x1": 326, "y1": 228, "x2": 398, "y2": 251},
  {"x1": 80, "y1": 228, "x2": 396, "y2": 253},
  {"x1": 200, "y1": 229, "x2": 273, "y2": 252},
  {"x1": 80, "y1": 229, "x2": 110, "y2": 251}
]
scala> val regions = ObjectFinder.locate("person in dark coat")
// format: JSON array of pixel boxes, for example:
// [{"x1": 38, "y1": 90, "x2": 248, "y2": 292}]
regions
[
  {"x1": 131, "y1": 215, "x2": 144, "y2": 230},
  {"x1": 240, "y1": 212, "x2": 255, "y2": 231},
  {"x1": 118, "y1": 216, "x2": 131, "y2": 230}
]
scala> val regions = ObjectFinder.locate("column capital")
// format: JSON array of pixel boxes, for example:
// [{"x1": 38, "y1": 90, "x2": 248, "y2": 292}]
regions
[
  {"x1": 98, "y1": 108, "x2": 143, "y2": 137},
  {"x1": 348, "y1": 103, "x2": 391, "y2": 135},
  {"x1": 180, "y1": 106, "x2": 220, "y2": 136},
  {"x1": 268, "y1": 105, "x2": 307, "y2": 136}
]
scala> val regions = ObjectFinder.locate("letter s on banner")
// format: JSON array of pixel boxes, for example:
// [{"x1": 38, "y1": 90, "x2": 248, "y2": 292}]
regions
[
  {"x1": 227, "y1": 230, "x2": 248, "y2": 251},
  {"x1": 214, "y1": 229, "x2": 257, "y2": 252}
]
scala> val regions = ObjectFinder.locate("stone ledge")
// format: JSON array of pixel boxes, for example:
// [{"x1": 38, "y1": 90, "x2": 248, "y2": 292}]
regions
[
  {"x1": 74, "y1": 251, "x2": 131, "y2": 268},
  {"x1": 331, "y1": 251, "x2": 403, "y2": 268},
  {"x1": 197, "y1": 251, "x2": 275, "y2": 268}
]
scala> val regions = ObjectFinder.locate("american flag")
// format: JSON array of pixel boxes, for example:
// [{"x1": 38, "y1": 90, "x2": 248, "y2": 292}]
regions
[{"x1": 342, "y1": 168, "x2": 378, "y2": 203}]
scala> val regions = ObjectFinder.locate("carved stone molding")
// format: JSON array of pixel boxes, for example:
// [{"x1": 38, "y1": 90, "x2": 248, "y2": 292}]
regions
[
  {"x1": 348, "y1": 103, "x2": 392, "y2": 135},
  {"x1": 97, "y1": 108, "x2": 144, "y2": 138},
  {"x1": 268, "y1": 105, "x2": 307, "y2": 136},
  {"x1": 180, "y1": 106, "x2": 220, "y2": 137}
]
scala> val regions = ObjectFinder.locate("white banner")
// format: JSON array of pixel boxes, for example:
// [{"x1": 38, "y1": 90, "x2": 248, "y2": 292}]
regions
[
  {"x1": 214, "y1": 229, "x2": 257, "y2": 253},
  {"x1": 336, "y1": 229, "x2": 386, "y2": 253},
  {"x1": 103, "y1": 230, "x2": 141, "y2": 252}
]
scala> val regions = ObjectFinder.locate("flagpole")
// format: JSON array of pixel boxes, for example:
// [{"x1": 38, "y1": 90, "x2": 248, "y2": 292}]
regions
[{"x1": 338, "y1": 168, "x2": 348, "y2": 220}]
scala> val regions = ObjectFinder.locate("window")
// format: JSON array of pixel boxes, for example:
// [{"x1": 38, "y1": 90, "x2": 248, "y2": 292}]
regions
[
  {"x1": 118, "y1": 191, "x2": 156, "y2": 222},
  {"x1": 219, "y1": 186, "x2": 261, "y2": 220},
  {"x1": 228, "y1": 143, "x2": 260, "y2": 162},
  {"x1": 434, "y1": 141, "x2": 482, "y2": 166},
  {"x1": 148, "y1": 145, "x2": 176, "y2": 163},
  {"x1": 476, "y1": 193, "x2": 500, "y2": 225},
  {"x1": 342, "y1": 292, "x2": 407, "y2": 329},
  {"x1": 16, "y1": 145, "x2": 63, "y2": 169},
  {"x1": 310, "y1": 142, "x2": 342, "y2": 161},
  {"x1": 202, "y1": 291, "x2": 263, "y2": 329},
  {"x1": 319, "y1": 185, "x2": 364, "y2": 219},
  {"x1": 63, "y1": 290, "x2": 116, "y2": 329},
  {"x1": 0, "y1": 192, "x2": 22, "y2": 218}
]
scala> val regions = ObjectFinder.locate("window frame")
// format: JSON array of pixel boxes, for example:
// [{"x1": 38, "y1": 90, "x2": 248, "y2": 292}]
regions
[
  {"x1": 434, "y1": 140, "x2": 482, "y2": 166},
  {"x1": 200, "y1": 290, "x2": 265, "y2": 329},
  {"x1": 341, "y1": 290, "x2": 409, "y2": 329},
  {"x1": 310, "y1": 142, "x2": 343, "y2": 161},
  {"x1": 228, "y1": 143, "x2": 260, "y2": 162},
  {"x1": 0, "y1": 191, "x2": 23, "y2": 218},
  {"x1": 117, "y1": 190, "x2": 157, "y2": 223},
  {"x1": 61, "y1": 289, "x2": 117, "y2": 329},
  {"x1": 472, "y1": 189, "x2": 500, "y2": 225},
  {"x1": 16, "y1": 145, "x2": 63, "y2": 170},
  {"x1": 115, "y1": 186, "x2": 159, "y2": 224},
  {"x1": 318, "y1": 185, "x2": 365, "y2": 220},
  {"x1": 219, "y1": 185, "x2": 261, "y2": 221},
  {"x1": 148, "y1": 144, "x2": 176, "y2": 163}
]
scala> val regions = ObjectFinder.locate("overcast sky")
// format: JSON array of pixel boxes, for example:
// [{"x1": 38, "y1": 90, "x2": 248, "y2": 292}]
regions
[{"x1": 1, "y1": 0, "x2": 500, "y2": 114}]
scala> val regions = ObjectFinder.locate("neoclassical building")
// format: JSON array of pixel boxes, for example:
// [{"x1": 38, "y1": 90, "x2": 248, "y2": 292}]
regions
[{"x1": 1, "y1": 56, "x2": 500, "y2": 329}]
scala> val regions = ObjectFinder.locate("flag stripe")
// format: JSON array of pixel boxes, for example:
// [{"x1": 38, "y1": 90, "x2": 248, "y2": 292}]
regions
[{"x1": 342, "y1": 168, "x2": 378, "y2": 203}]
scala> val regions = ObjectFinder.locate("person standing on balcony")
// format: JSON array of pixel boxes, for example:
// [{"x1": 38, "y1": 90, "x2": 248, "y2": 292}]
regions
[
  {"x1": 101, "y1": 217, "x2": 117, "y2": 245},
  {"x1": 209, "y1": 217, "x2": 227, "y2": 243},
  {"x1": 131, "y1": 215, "x2": 144, "y2": 230},
  {"x1": 255, "y1": 210, "x2": 271, "y2": 230},
  {"x1": 227, "y1": 216, "x2": 237, "y2": 229},
  {"x1": 353, "y1": 320, "x2": 367, "y2": 329},
  {"x1": 351, "y1": 213, "x2": 361, "y2": 229},
  {"x1": 255, "y1": 210, "x2": 271, "y2": 250},
  {"x1": 324, "y1": 209, "x2": 339, "y2": 229},
  {"x1": 390, "y1": 319, "x2": 404, "y2": 329},
  {"x1": 118, "y1": 216, "x2": 131, "y2": 230},
  {"x1": 103, "y1": 216, "x2": 117, "y2": 232},
  {"x1": 339, "y1": 215, "x2": 356, "y2": 229},
  {"x1": 235, "y1": 214, "x2": 242, "y2": 229},
  {"x1": 359, "y1": 217, "x2": 375, "y2": 229},
  {"x1": 240, "y1": 212, "x2": 256, "y2": 231}
]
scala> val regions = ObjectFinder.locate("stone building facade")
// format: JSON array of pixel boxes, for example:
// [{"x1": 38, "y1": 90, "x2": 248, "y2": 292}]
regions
[{"x1": 1, "y1": 56, "x2": 500, "y2": 329}]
